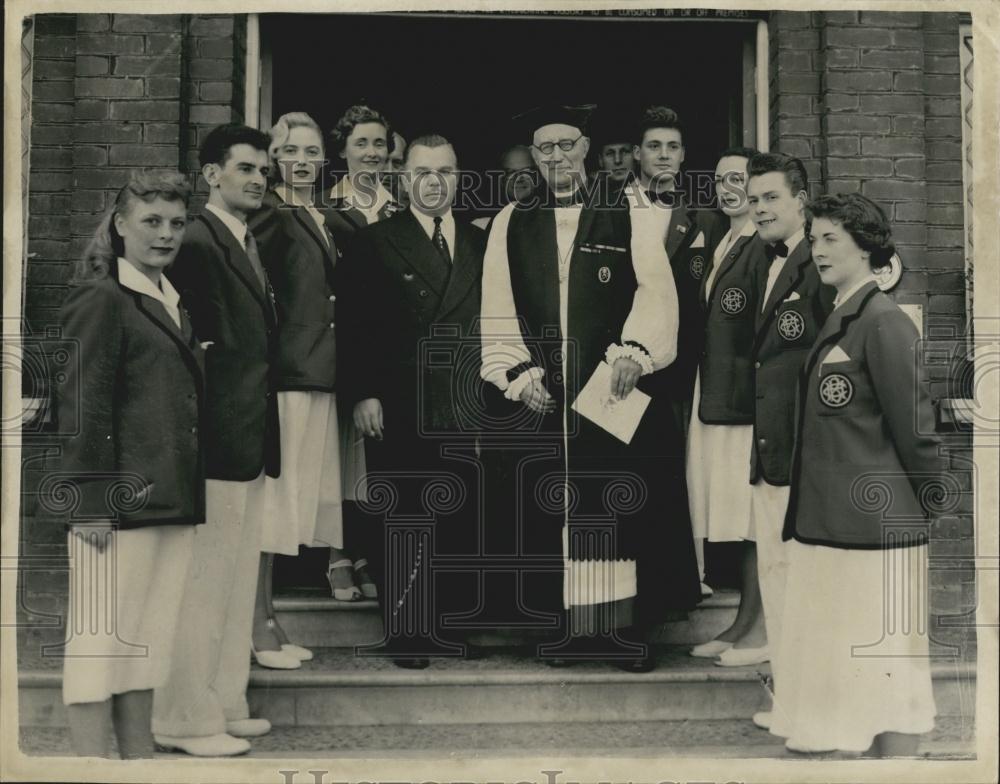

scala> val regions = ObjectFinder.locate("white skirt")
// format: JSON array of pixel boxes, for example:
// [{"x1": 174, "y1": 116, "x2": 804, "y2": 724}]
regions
[
  {"x1": 63, "y1": 525, "x2": 194, "y2": 705},
  {"x1": 769, "y1": 540, "x2": 937, "y2": 752},
  {"x1": 257, "y1": 391, "x2": 343, "y2": 554},
  {"x1": 686, "y1": 371, "x2": 755, "y2": 542}
]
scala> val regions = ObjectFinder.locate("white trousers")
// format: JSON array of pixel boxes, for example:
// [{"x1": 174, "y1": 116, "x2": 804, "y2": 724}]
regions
[
  {"x1": 152, "y1": 475, "x2": 264, "y2": 737},
  {"x1": 750, "y1": 480, "x2": 791, "y2": 679}
]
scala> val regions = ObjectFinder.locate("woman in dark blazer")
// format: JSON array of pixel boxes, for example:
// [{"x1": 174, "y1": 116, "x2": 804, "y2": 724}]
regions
[
  {"x1": 55, "y1": 171, "x2": 203, "y2": 757},
  {"x1": 769, "y1": 193, "x2": 942, "y2": 756},
  {"x1": 247, "y1": 112, "x2": 343, "y2": 665}
]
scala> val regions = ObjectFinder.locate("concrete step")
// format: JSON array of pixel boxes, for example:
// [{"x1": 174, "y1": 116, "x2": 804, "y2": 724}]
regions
[
  {"x1": 272, "y1": 588, "x2": 741, "y2": 648},
  {"x1": 18, "y1": 717, "x2": 976, "y2": 758},
  {"x1": 19, "y1": 646, "x2": 976, "y2": 729}
]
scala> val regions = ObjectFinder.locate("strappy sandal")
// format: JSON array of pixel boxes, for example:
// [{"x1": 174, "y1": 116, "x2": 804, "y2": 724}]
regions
[
  {"x1": 352, "y1": 558, "x2": 378, "y2": 599},
  {"x1": 326, "y1": 558, "x2": 362, "y2": 602}
]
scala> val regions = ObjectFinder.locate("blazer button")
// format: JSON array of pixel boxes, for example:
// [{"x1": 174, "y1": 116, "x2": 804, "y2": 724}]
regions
[
  {"x1": 329, "y1": 294, "x2": 336, "y2": 302},
  {"x1": 758, "y1": 437, "x2": 767, "y2": 445},
  {"x1": 419, "y1": 289, "x2": 428, "y2": 298},
  {"x1": 754, "y1": 361, "x2": 761, "y2": 369},
  {"x1": 329, "y1": 322, "x2": 335, "y2": 329},
  {"x1": 191, "y1": 426, "x2": 198, "y2": 435}
]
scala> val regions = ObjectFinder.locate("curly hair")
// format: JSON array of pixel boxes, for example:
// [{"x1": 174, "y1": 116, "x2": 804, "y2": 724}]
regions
[
  {"x1": 199, "y1": 123, "x2": 270, "y2": 168},
  {"x1": 329, "y1": 104, "x2": 391, "y2": 156},
  {"x1": 75, "y1": 170, "x2": 192, "y2": 283},
  {"x1": 748, "y1": 152, "x2": 809, "y2": 198},
  {"x1": 808, "y1": 192, "x2": 897, "y2": 269},
  {"x1": 637, "y1": 105, "x2": 683, "y2": 145}
]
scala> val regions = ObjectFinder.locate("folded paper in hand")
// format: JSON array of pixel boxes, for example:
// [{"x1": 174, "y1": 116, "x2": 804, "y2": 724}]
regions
[{"x1": 571, "y1": 361, "x2": 650, "y2": 445}]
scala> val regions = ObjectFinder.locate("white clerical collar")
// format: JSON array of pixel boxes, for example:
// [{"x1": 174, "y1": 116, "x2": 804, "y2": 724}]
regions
[
  {"x1": 205, "y1": 202, "x2": 248, "y2": 250},
  {"x1": 117, "y1": 257, "x2": 181, "y2": 326},
  {"x1": 833, "y1": 275, "x2": 878, "y2": 310}
]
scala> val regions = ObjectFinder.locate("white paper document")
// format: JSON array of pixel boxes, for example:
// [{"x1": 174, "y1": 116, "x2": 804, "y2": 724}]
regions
[{"x1": 571, "y1": 361, "x2": 651, "y2": 445}]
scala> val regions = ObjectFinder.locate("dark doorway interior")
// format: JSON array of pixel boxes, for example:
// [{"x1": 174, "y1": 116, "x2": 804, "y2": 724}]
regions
[{"x1": 264, "y1": 12, "x2": 751, "y2": 210}]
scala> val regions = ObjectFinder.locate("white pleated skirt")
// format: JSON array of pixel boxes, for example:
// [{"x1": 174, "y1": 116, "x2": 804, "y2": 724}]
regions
[
  {"x1": 686, "y1": 371, "x2": 755, "y2": 542},
  {"x1": 62, "y1": 525, "x2": 194, "y2": 705},
  {"x1": 769, "y1": 540, "x2": 937, "y2": 752},
  {"x1": 257, "y1": 391, "x2": 343, "y2": 554}
]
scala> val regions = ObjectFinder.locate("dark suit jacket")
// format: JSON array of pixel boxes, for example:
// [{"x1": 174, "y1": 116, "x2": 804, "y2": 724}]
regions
[
  {"x1": 167, "y1": 209, "x2": 281, "y2": 481},
  {"x1": 336, "y1": 209, "x2": 486, "y2": 440},
  {"x1": 784, "y1": 282, "x2": 944, "y2": 548},
  {"x1": 55, "y1": 270, "x2": 205, "y2": 528},
  {"x1": 250, "y1": 190, "x2": 338, "y2": 392},
  {"x1": 750, "y1": 237, "x2": 836, "y2": 485},
  {"x1": 318, "y1": 187, "x2": 403, "y2": 251},
  {"x1": 697, "y1": 231, "x2": 767, "y2": 424}
]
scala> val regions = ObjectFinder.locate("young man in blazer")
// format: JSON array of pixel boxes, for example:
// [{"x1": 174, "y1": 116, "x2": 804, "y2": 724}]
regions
[
  {"x1": 337, "y1": 134, "x2": 487, "y2": 669},
  {"x1": 153, "y1": 124, "x2": 280, "y2": 757},
  {"x1": 623, "y1": 106, "x2": 726, "y2": 438},
  {"x1": 739, "y1": 153, "x2": 835, "y2": 710}
]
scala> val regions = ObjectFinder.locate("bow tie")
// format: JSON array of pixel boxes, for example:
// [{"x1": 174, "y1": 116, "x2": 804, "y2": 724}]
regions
[
  {"x1": 646, "y1": 189, "x2": 678, "y2": 207},
  {"x1": 765, "y1": 240, "x2": 790, "y2": 262}
]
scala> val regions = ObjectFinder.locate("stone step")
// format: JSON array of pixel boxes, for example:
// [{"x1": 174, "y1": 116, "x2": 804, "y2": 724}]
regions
[
  {"x1": 18, "y1": 717, "x2": 976, "y2": 758},
  {"x1": 19, "y1": 646, "x2": 976, "y2": 729},
  {"x1": 272, "y1": 588, "x2": 741, "y2": 648}
]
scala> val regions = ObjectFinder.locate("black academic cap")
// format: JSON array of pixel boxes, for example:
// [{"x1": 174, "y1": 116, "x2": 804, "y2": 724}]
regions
[{"x1": 513, "y1": 103, "x2": 596, "y2": 143}]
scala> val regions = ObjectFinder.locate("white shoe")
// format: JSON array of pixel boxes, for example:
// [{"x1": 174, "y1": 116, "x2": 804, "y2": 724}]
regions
[
  {"x1": 752, "y1": 711, "x2": 772, "y2": 730},
  {"x1": 154, "y1": 733, "x2": 250, "y2": 757},
  {"x1": 715, "y1": 645, "x2": 770, "y2": 667},
  {"x1": 689, "y1": 639, "x2": 734, "y2": 658},
  {"x1": 226, "y1": 718, "x2": 271, "y2": 737},
  {"x1": 281, "y1": 643, "x2": 313, "y2": 661},
  {"x1": 251, "y1": 645, "x2": 301, "y2": 669}
]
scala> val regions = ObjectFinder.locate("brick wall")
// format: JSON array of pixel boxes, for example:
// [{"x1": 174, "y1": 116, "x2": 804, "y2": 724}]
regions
[{"x1": 18, "y1": 13, "x2": 248, "y2": 634}]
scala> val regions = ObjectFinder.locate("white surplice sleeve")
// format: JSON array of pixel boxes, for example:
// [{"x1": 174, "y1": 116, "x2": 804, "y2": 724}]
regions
[
  {"x1": 480, "y1": 203, "x2": 544, "y2": 399},
  {"x1": 612, "y1": 201, "x2": 679, "y2": 372}
]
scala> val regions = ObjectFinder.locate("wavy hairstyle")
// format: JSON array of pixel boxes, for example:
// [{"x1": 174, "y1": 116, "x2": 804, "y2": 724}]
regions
[
  {"x1": 267, "y1": 111, "x2": 324, "y2": 183},
  {"x1": 808, "y1": 192, "x2": 897, "y2": 269},
  {"x1": 75, "y1": 170, "x2": 191, "y2": 283},
  {"x1": 329, "y1": 104, "x2": 392, "y2": 157}
]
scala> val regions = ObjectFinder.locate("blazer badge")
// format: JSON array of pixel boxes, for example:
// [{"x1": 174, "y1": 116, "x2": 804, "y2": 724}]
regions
[
  {"x1": 720, "y1": 287, "x2": 747, "y2": 314},
  {"x1": 819, "y1": 373, "x2": 854, "y2": 408},
  {"x1": 598, "y1": 266, "x2": 612, "y2": 283},
  {"x1": 777, "y1": 310, "x2": 806, "y2": 341},
  {"x1": 689, "y1": 255, "x2": 705, "y2": 280}
]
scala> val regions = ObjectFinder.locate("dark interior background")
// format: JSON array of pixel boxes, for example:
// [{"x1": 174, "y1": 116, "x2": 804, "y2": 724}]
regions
[{"x1": 264, "y1": 13, "x2": 751, "y2": 216}]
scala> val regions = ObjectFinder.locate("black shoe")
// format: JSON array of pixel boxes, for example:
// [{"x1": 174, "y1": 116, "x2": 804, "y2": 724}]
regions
[{"x1": 392, "y1": 657, "x2": 430, "y2": 670}]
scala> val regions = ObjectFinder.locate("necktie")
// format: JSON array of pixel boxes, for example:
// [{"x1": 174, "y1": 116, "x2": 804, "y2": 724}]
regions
[
  {"x1": 765, "y1": 240, "x2": 790, "y2": 262},
  {"x1": 432, "y1": 216, "x2": 451, "y2": 265},
  {"x1": 646, "y1": 189, "x2": 678, "y2": 207},
  {"x1": 244, "y1": 229, "x2": 267, "y2": 289}
]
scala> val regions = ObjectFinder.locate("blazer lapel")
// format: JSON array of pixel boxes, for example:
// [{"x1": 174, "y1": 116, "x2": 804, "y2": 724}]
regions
[
  {"x1": 200, "y1": 211, "x2": 266, "y2": 304},
  {"x1": 386, "y1": 211, "x2": 451, "y2": 297},
  {"x1": 664, "y1": 201, "x2": 693, "y2": 259},
  {"x1": 130, "y1": 289, "x2": 204, "y2": 388},
  {"x1": 704, "y1": 232, "x2": 754, "y2": 304},
  {"x1": 756, "y1": 239, "x2": 812, "y2": 334},
  {"x1": 435, "y1": 222, "x2": 480, "y2": 321},
  {"x1": 292, "y1": 208, "x2": 337, "y2": 288},
  {"x1": 801, "y1": 282, "x2": 879, "y2": 380}
]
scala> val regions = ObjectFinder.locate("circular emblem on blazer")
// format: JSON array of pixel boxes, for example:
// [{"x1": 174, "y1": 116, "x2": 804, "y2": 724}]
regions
[
  {"x1": 720, "y1": 287, "x2": 747, "y2": 314},
  {"x1": 819, "y1": 373, "x2": 854, "y2": 408},
  {"x1": 598, "y1": 266, "x2": 612, "y2": 283},
  {"x1": 689, "y1": 255, "x2": 705, "y2": 279},
  {"x1": 777, "y1": 310, "x2": 806, "y2": 341}
]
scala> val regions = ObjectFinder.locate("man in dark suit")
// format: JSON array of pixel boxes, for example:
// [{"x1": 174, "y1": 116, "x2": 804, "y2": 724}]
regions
[
  {"x1": 741, "y1": 153, "x2": 834, "y2": 716},
  {"x1": 153, "y1": 124, "x2": 280, "y2": 756},
  {"x1": 622, "y1": 107, "x2": 726, "y2": 440},
  {"x1": 337, "y1": 134, "x2": 487, "y2": 669}
]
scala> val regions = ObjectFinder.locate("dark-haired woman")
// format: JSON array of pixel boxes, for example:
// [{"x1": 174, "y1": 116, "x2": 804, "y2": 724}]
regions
[
  {"x1": 321, "y1": 104, "x2": 403, "y2": 600},
  {"x1": 56, "y1": 171, "x2": 203, "y2": 757},
  {"x1": 770, "y1": 193, "x2": 940, "y2": 756}
]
